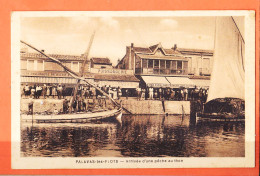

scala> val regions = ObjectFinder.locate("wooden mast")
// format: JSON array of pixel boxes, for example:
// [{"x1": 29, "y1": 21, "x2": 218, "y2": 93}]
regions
[
  {"x1": 69, "y1": 32, "x2": 95, "y2": 113},
  {"x1": 20, "y1": 40, "x2": 132, "y2": 114}
]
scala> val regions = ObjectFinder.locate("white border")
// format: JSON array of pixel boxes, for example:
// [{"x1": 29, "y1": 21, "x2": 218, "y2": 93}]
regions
[{"x1": 11, "y1": 10, "x2": 256, "y2": 169}]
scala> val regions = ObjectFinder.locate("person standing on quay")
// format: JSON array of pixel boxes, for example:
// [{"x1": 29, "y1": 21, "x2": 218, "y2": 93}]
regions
[
  {"x1": 31, "y1": 85, "x2": 36, "y2": 99},
  {"x1": 52, "y1": 84, "x2": 57, "y2": 99},
  {"x1": 41, "y1": 84, "x2": 47, "y2": 99},
  {"x1": 141, "y1": 88, "x2": 145, "y2": 100},
  {"x1": 62, "y1": 85, "x2": 66, "y2": 99},
  {"x1": 136, "y1": 87, "x2": 141, "y2": 100},
  {"x1": 184, "y1": 88, "x2": 188, "y2": 101},
  {"x1": 125, "y1": 88, "x2": 129, "y2": 100},
  {"x1": 158, "y1": 87, "x2": 162, "y2": 100},
  {"x1": 63, "y1": 99, "x2": 69, "y2": 114},
  {"x1": 154, "y1": 89, "x2": 158, "y2": 100},
  {"x1": 24, "y1": 83, "x2": 30, "y2": 98},
  {"x1": 57, "y1": 84, "x2": 63, "y2": 99},
  {"x1": 149, "y1": 87, "x2": 154, "y2": 100},
  {"x1": 46, "y1": 85, "x2": 50, "y2": 98}
]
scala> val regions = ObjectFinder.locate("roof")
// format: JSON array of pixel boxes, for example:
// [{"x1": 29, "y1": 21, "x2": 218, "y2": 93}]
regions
[
  {"x1": 149, "y1": 44, "x2": 159, "y2": 52},
  {"x1": 132, "y1": 46, "x2": 152, "y2": 53},
  {"x1": 91, "y1": 57, "x2": 112, "y2": 65},
  {"x1": 164, "y1": 48, "x2": 182, "y2": 55},
  {"x1": 178, "y1": 48, "x2": 214, "y2": 55},
  {"x1": 94, "y1": 74, "x2": 140, "y2": 82},
  {"x1": 20, "y1": 52, "x2": 84, "y2": 61}
]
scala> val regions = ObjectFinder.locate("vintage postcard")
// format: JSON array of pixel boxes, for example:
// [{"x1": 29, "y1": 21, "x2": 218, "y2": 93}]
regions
[{"x1": 11, "y1": 10, "x2": 255, "y2": 169}]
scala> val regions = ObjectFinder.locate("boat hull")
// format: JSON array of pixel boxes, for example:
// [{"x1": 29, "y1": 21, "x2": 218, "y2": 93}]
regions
[
  {"x1": 196, "y1": 112, "x2": 245, "y2": 122},
  {"x1": 21, "y1": 108, "x2": 122, "y2": 123}
]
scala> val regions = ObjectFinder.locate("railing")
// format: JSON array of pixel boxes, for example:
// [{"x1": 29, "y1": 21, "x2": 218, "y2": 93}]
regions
[{"x1": 135, "y1": 68, "x2": 188, "y2": 75}]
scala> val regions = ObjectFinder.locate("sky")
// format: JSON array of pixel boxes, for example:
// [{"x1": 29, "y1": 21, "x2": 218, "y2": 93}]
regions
[{"x1": 20, "y1": 15, "x2": 244, "y2": 65}]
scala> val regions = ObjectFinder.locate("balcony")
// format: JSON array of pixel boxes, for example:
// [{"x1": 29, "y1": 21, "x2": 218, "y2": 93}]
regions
[{"x1": 135, "y1": 68, "x2": 188, "y2": 75}]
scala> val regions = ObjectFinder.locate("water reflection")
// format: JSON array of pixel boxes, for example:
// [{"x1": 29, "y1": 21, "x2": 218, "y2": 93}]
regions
[{"x1": 21, "y1": 115, "x2": 244, "y2": 157}]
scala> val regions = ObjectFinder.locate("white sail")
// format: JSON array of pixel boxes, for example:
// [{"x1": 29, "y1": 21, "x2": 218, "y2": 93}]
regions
[{"x1": 207, "y1": 17, "x2": 245, "y2": 102}]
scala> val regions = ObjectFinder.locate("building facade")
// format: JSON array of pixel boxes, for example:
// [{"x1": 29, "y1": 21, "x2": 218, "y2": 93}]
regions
[
  {"x1": 116, "y1": 43, "x2": 213, "y2": 88},
  {"x1": 20, "y1": 51, "x2": 139, "y2": 90}
]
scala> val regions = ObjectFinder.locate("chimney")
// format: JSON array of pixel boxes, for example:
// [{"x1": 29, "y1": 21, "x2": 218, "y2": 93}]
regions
[
  {"x1": 131, "y1": 43, "x2": 134, "y2": 49},
  {"x1": 173, "y1": 44, "x2": 177, "y2": 51}
]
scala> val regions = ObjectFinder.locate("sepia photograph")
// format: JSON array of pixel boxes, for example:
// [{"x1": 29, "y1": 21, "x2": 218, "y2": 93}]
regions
[{"x1": 11, "y1": 11, "x2": 255, "y2": 169}]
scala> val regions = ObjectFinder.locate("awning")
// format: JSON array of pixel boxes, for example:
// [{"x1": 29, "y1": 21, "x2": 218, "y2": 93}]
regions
[
  {"x1": 141, "y1": 76, "x2": 170, "y2": 88},
  {"x1": 166, "y1": 77, "x2": 195, "y2": 88},
  {"x1": 191, "y1": 79, "x2": 211, "y2": 88},
  {"x1": 21, "y1": 76, "x2": 94, "y2": 85}
]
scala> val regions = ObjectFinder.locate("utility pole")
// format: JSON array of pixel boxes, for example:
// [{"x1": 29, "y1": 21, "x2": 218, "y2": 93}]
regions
[{"x1": 69, "y1": 32, "x2": 95, "y2": 113}]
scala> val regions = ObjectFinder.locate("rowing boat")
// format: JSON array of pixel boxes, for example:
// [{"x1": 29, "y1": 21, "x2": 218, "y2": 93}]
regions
[{"x1": 21, "y1": 108, "x2": 122, "y2": 123}]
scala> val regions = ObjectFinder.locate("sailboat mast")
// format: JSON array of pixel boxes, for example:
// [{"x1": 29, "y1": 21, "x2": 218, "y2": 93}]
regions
[{"x1": 69, "y1": 32, "x2": 95, "y2": 113}]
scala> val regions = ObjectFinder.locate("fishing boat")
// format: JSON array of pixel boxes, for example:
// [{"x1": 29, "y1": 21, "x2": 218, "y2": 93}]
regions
[
  {"x1": 21, "y1": 108, "x2": 122, "y2": 123},
  {"x1": 197, "y1": 16, "x2": 245, "y2": 121},
  {"x1": 20, "y1": 35, "x2": 126, "y2": 123}
]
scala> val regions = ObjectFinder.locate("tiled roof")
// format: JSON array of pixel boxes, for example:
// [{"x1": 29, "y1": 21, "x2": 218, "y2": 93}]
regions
[
  {"x1": 133, "y1": 47, "x2": 152, "y2": 53},
  {"x1": 20, "y1": 52, "x2": 84, "y2": 61},
  {"x1": 164, "y1": 48, "x2": 181, "y2": 55},
  {"x1": 91, "y1": 57, "x2": 112, "y2": 65},
  {"x1": 149, "y1": 44, "x2": 159, "y2": 52},
  {"x1": 94, "y1": 74, "x2": 140, "y2": 82}
]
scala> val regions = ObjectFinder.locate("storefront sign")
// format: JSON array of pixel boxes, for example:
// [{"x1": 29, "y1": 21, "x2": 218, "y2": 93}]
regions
[
  {"x1": 21, "y1": 70, "x2": 93, "y2": 78},
  {"x1": 91, "y1": 68, "x2": 134, "y2": 75},
  {"x1": 94, "y1": 80, "x2": 139, "y2": 88}
]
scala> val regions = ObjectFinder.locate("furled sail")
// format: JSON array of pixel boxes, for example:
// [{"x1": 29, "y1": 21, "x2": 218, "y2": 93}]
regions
[{"x1": 207, "y1": 17, "x2": 245, "y2": 102}]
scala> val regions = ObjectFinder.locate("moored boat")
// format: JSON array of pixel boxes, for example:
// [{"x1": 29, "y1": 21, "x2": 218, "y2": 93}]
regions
[
  {"x1": 197, "y1": 17, "x2": 245, "y2": 120},
  {"x1": 21, "y1": 108, "x2": 122, "y2": 123}
]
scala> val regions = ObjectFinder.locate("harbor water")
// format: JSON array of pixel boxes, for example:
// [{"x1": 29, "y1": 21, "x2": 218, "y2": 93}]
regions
[{"x1": 21, "y1": 115, "x2": 245, "y2": 157}]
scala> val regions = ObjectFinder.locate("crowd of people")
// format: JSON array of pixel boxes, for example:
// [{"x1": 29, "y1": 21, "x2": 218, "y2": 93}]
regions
[
  {"x1": 135, "y1": 87, "x2": 208, "y2": 103},
  {"x1": 23, "y1": 83, "x2": 209, "y2": 114},
  {"x1": 22, "y1": 83, "x2": 208, "y2": 103},
  {"x1": 22, "y1": 83, "x2": 66, "y2": 99}
]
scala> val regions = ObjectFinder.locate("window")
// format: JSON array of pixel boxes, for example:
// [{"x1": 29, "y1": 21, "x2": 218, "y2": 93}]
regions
[
  {"x1": 183, "y1": 61, "x2": 188, "y2": 74},
  {"x1": 71, "y1": 62, "x2": 79, "y2": 72},
  {"x1": 160, "y1": 60, "x2": 166, "y2": 69},
  {"x1": 177, "y1": 61, "x2": 182, "y2": 70},
  {"x1": 171, "y1": 60, "x2": 177, "y2": 70},
  {"x1": 203, "y1": 58, "x2": 210, "y2": 69},
  {"x1": 148, "y1": 60, "x2": 153, "y2": 68},
  {"x1": 27, "y1": 60, "x2": 34, "y2": 71},
  {"x1": 154, "y1": 60, "x2": 159, "y2": 68},
  {"x1": 166, "y1": 60, "x2": 171, "y2": 69},
  {"x1": 142, "y1": 59, "x2": 148, "y2": 68},
  {"x1": 37, "y1": 60, "x2": 44, "y2": 71},
  {"x1": 183, "y1": 61, "x2": 188, "y2": 70},
  {"x1": 27, "y1": 59, "x2": 44, "y2": 71}
]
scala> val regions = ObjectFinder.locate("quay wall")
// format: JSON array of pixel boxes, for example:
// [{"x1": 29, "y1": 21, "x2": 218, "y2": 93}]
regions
[
  {"x1": 20, "y1": 98, "x2": 190, "y2": 115},
  {"x1": 121, "y1": 100, "x2": 190, "y2": 115}
]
